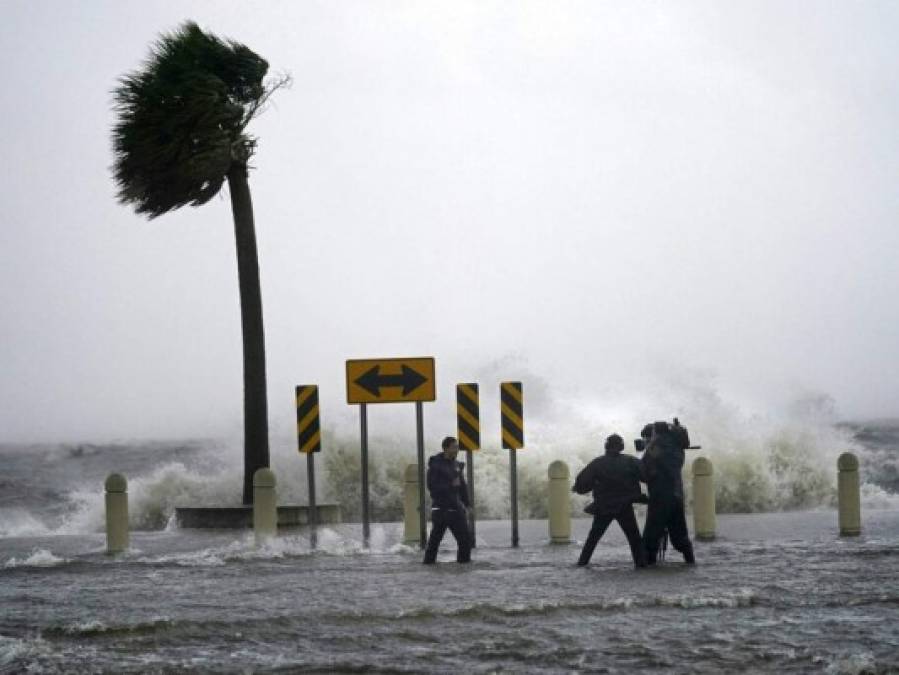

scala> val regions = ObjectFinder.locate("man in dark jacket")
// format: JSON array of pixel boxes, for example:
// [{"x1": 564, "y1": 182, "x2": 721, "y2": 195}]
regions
[
  {"x1": 641, "y1": 420, "x2": 695, "y2": 565},
  {"x1": 573, "y1": 434, "x2": 647, "y2": 568},
  {"x1": 423, "y1": 436, "x2": 472, "y2": 564}
]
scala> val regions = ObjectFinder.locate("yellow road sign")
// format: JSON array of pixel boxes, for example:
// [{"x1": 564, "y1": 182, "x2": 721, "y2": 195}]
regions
[
  {"x1": 501, "y1": 381, "x2": 524, "y2": 449},
  {"x1": 346, "y1": 357, "x2": 436, "y2": 404},
  {"x1": 296, "y1": 385, "x2": 321, "y2": 453},
  {"x1": 456, "y1": 383, "x2": 480, "y2": 451}
]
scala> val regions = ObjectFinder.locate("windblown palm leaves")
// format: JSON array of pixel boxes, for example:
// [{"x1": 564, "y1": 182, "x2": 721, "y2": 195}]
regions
[
  {"x1": 111, "y1": 22, "x2": 288, "y2": 504},
  {"x1": 112, "y1": 21, "x2": 276, "y2": 217}
]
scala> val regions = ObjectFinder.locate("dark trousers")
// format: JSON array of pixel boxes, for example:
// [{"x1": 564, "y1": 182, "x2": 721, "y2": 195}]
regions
[
  {"x1": 423, "y1": 509, "x2": 471, "y2": 564},
  {"x1": 577, "y1": 504, "x2": 646, "y2": 567},
  {"x1": 642, "y1": 495, "x2": 694, "y2": 563}
]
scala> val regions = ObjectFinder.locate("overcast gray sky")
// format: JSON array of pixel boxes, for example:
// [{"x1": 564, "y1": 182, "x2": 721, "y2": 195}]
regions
[{"x1": 1, "y1": 1, "x2": 897, "y2": 443}]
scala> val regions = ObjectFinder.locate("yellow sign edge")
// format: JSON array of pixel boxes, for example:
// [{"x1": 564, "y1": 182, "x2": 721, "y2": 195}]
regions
[{"x1": 345, "y1": 356, "x2": 436, "y2": 405}]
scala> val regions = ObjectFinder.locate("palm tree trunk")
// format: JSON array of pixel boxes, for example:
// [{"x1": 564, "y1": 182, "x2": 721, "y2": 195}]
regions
[{"x1": 227, "y1": 163, "x2": 270, "y2": 505}]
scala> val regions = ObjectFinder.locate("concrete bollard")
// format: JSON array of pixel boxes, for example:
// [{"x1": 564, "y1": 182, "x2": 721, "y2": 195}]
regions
[
  {"x1": 105, "y1": 473, "x2": 129, "y2": 554},
  {"x1": 837, "y1": 452, "x2": 861, "y2": 536},
  {"x1": 692, "y1": 457, "x2": 716, "y2": 540},
  {"x1": 253, "y1": 468, "x2": 278, "y2": 545},
  {"x1": 403, "y1": 464, "x2": 421, "y2": 545},
  {"x1": 548, "y1": 460, "x2": 572, "y2": 544}
]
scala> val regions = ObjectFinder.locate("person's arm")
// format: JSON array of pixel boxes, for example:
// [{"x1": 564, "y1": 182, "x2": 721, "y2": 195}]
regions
[
  {"x1": 631, "y1": 457, "x2": 649, "y2": 502},
  {"x1": 640, "y1": 443, "x2": 656, "y2": 483},
  {"x1": 426, "y1": 461, "x2": 437, "y2": 494},
  {"x1": 573, "y1": 460, "x2": 598, "y2": 494}
]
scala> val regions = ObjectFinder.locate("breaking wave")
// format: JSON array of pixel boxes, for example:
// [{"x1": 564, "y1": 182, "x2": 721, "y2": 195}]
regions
[
  {"x1": 3, "y1": 548, "x2": 68, "y2": 568},
  {"x1": 322, "y1": 388, "x2": 899, "y2": 520},
  {"x1": 1, "y1": 380, "x2": 897, "y2": 536},
  {"x1": 0, "y1": 509, "x2": 52, "y2": 538}
]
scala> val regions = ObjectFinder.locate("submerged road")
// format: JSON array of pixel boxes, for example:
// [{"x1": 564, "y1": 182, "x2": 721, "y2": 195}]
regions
[{"x1": 2, "y1": 510, "x2": 898, "y2": 673}]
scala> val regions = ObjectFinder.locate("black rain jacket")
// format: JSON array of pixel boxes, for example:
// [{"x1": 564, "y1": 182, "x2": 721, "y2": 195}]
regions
[
  {"x1": 426, "y1": 453, "x2": 470, "y2": 511},
  {"x1": 641, "y1": 429, "x2": 689, "y2": 500},
  {"x1": 573, "y1": 451, "x2": 644, "y2": 515}
]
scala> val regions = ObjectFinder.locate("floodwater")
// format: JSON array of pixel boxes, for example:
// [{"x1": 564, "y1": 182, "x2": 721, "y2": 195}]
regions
[{"x1": 2, "y1": 510, "x2": 898, "y2": 673}]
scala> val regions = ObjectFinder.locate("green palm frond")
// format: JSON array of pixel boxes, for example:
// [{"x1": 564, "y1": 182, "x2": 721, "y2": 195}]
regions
[{"x1": 111, "y1": 21, "x2": 282, "y2": 218}]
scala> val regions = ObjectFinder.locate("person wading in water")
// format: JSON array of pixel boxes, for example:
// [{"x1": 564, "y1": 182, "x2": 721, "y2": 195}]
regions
[
  {"x1": 573, "y1": 433, "x2": 647, "y2": 568},
  {"x1": 423, "y1": 436, "x2": 472, "y2": 565}
]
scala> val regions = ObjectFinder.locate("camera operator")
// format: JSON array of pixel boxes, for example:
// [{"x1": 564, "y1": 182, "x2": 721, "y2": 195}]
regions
[{"x1": 640, "y1": 420, "x2": 695, "y2": 565}]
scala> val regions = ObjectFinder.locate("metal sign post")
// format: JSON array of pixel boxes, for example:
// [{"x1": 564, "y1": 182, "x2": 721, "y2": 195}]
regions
[
  {"x1": 456, "y1": 383, "x2": 480, "y2": 547},
  {"x1": 501, "y1": 381, "x2": 524, "y2": 548},
  {"x1": 415, "y1": 402, "x2": 427, "y2": 548},
  {"x1": 509, "y1": 449, "x2": 518, "y2": 547},
  {"x1": 360, "y1": 403, "x2": 370, "y2": 545},
  {"x1": 346, "y1": 357, "x2": 436, "y2": 549},
  {"x1": 307, "y1": 451, "x2": 317, "y2": 548},
  {"x1": 296, "y1": 385, "x2": 322, "y2": 549},
  {"x1": 466, "y1": 452, "x2": 475, "y2": 546}
]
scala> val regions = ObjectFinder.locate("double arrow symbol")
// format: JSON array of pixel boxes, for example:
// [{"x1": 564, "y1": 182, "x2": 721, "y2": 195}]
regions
[{"x1": 354, "y1": 365, "x2": 428, "y2": 397}]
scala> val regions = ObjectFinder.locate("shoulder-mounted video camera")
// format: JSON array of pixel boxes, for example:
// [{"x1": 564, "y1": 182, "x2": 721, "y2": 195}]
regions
[{"x1": 633, "y1": 418, "x2": 699, "y2": 452}]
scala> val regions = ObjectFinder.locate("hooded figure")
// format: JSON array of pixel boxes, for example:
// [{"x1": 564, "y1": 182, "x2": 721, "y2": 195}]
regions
[
  {"x1": 423, "y1": 436, "x2": 472, "y2": 564},
  {"x1": 573, "y1": 434, "x2": 647, "y2": 568},
  {"x1": 640, "y1": 420, "x2": 695, "y2": 565}
]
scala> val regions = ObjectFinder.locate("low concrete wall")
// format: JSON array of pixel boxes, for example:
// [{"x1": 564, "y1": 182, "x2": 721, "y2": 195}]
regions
[{"x1": 176, "y1": 504, "x2": 341, "y2": 529}]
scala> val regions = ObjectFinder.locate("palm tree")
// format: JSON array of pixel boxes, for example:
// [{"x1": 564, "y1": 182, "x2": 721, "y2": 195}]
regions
[{"x1": 111, "y1": 22, "x2": 289, "y2": 504}]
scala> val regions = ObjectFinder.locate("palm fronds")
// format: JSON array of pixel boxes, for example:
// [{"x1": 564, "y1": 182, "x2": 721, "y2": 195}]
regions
[{"x1": 111, "y1": 21, "x2": 286, "y2": 218}]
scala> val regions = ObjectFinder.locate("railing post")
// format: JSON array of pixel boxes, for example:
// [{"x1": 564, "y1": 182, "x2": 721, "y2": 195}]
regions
[
  {"x1": 692, "y1": 457, "x2": 716, "y2": 540},
  {"x1": 548, "y1": 460, "x2": 572, "y2": 544},
  {"x1": 105, "y1": 473, "x2": 129, "y2": 554},
  {"x1": 403, "y1": 464, "x2": 421, "y2": 545},
  {"x1": 837, "y1": 452, "x2": 861, "y2": 536},
  {"x1": 253, "y1": 468, "x2": 277, "y2": 545}
]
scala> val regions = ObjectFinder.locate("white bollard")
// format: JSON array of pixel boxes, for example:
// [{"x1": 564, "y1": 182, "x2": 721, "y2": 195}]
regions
[
  {"x1": 838, "y1": 452, "x2": 861, "y2": 536},
  {"x1": 692, "y1": 457, "x2": 716, "y2": 540},
  {"x1": 548, "y1": 460, "x2": 572, "y2": 544},
  {"x1": 403, "y1": 464, "x2": 421, "y2": 545},
  {"x1": 253, "y1": 468, "x2": 278, "y2": 545},
  {"x1": 105, "y1": 473, "x2": 129, "y2": 554}
]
